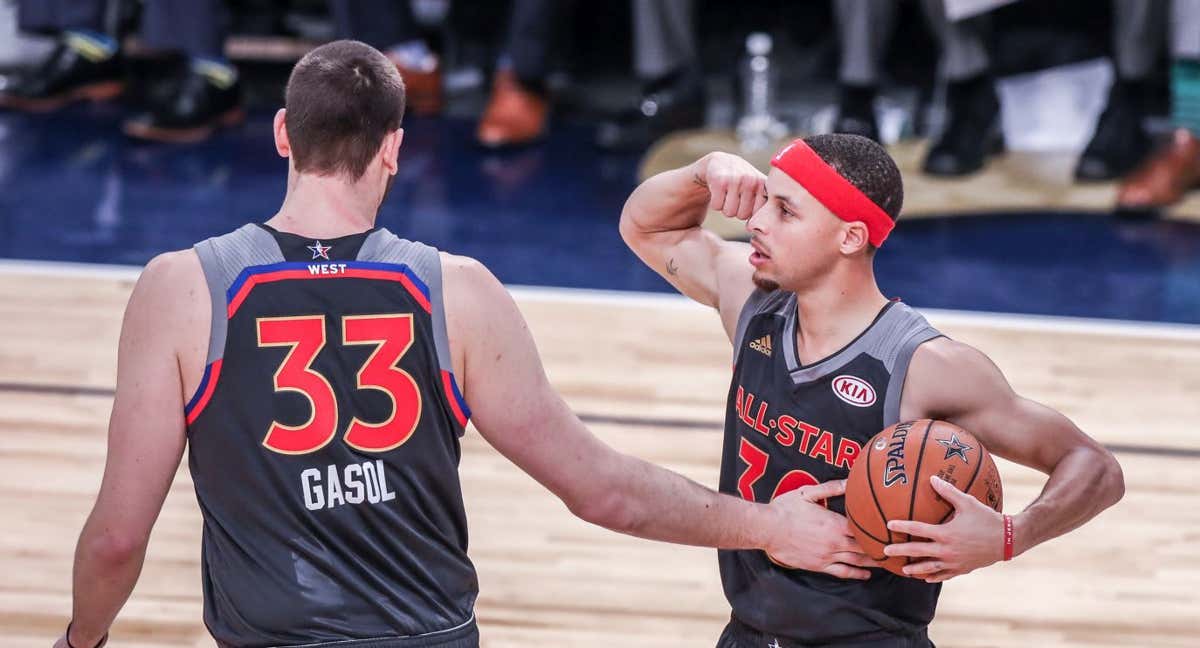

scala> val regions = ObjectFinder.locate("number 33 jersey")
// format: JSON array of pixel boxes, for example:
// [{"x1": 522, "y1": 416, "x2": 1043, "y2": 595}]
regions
[
  {"x1": 185, "y1": 224, "x2": 477, "y2": 646},
  {"x1": 718, "y1": 289, "x2": 943, "y2": 646}
]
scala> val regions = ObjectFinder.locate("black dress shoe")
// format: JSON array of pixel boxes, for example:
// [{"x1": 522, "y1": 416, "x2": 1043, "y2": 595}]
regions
[
  {"x1": 834, "y1": 84, "x2": 879, "y2": 142},
  {"x1": 0, "y1": 43, "x2": 124, "y2": 112},
  {"x1": 1074, "y1": 79, "x2": 1151, "y2": 182},
  {"x1": 596, "y1": 70, "x2": 705, "y2": 152},
  {"x1": 923, "y1": 76, "x2": 1003, "y2": 177},
  {"x1": 123, "y1": 66, "x2": 243, "y2": 143}
]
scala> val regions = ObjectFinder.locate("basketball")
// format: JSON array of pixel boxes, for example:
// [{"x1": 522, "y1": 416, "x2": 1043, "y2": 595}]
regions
[{"x1": 845, "y1": 419, "x2": 1003, "y2": 577}]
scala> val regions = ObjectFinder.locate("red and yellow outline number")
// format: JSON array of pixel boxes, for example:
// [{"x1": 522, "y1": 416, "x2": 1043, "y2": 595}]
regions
[
  {"x1": 256, "y1": 313, "x2": 425, "y2": 455},
  {"x1": 257, "y1": 315, "x2": 339, "y2": 454},
  {"x1": 342, "y1": 314, "x2": 422, "y2": 452}
]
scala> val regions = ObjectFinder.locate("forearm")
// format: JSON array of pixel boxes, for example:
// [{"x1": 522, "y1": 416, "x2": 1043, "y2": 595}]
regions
[
  {"x1": 577, "y1": 453, "x2": 778, "y2": 552},
  {"x1": 619, "y1": 155, "x2": 712, "y2": 236},
  {"x1": 68, "y1": 518, "x2": 148, "y2": 646},
  {"x1": 1012, "y1": 445, "x2": 1124, "y2": 556}
]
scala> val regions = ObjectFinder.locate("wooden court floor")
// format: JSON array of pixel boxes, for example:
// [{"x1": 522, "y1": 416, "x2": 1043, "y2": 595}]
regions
[{"x1": 2, "y1": 270, "x2": 1198, "y2": 647}]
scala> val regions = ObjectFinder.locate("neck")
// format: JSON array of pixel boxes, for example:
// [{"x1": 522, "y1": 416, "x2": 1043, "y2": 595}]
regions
[
  {"x1": 791, "y1": 261, "x2": 889, "y2": 363},
  {"x1": 267, "y1": 172, "x2": 381, "y2": 238}
]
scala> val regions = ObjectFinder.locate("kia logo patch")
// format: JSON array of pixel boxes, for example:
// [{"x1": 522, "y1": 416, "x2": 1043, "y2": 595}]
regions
[{"x1": 832, "y1": 375, "x2": 876, "y2": 407}]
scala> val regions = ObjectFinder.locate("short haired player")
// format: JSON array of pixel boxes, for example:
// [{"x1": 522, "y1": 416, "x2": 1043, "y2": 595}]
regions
[
  {"x1": 54, "y1": 41, "x2": 834, "y2": 648},
  {"x1": 620, "y1": 134, "x2": 1125, "y2": 647}
]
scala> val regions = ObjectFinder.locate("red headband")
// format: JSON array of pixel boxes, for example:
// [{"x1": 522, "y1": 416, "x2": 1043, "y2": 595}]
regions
[{"x1": 769, "y1": 139, "x2": 895, "y2": 247}]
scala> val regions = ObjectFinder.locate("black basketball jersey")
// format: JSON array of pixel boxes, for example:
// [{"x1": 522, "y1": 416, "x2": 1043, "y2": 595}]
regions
[
  {"x1": 718, "y1": 290, "x2": 943, "y2": 646},
  {"x1": 185, "y1": 224, "x2": 478, "y2": 647}
]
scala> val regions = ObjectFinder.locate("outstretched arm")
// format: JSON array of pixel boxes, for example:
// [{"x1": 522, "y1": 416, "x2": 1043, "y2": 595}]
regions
[
  {"x1": 443, "y1": 254, "x2": 878, "y2": 578},
  {"x1": 886, "y1": 338, "x2": 1125, "y2": 582},
  {"x1": 57, "y1": 252, "x2": 199, "y2": 648},
  {"x1": 619, "y1": 152, "x2": 764, "y2": 340}
]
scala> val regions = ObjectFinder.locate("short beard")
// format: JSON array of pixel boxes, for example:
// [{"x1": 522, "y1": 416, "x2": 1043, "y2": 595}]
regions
[{"x1": 752, "y1": 272, "x2": 780, "y2": 292}]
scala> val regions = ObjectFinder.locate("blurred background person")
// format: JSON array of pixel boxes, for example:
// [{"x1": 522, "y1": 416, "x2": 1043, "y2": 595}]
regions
[
  {"x1": 0, "y1": 0, "x2": 242, "y2": 143},
  {"x1": 833, "y1": 0, "x2": 997, "y2": 176},
  {"x1": 595, "y1": 0, "x2": 704, "y2": 152},
  {"x1": 1117, "y1": 0, "x2": 1200, "y2": 209}
]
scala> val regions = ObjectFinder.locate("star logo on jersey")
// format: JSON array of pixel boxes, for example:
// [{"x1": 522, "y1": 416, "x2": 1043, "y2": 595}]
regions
[
  {"x1": 307, "y1": 240, "x2": 331, "y2": 260},
  {"x1": 937, "y1": 433, "x2": 973, "y2": 464}
]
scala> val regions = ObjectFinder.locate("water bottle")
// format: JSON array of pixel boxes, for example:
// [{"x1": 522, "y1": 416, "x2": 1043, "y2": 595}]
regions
[{"x1": 737, "y1": 32, "x2": 788, "y2": 151}]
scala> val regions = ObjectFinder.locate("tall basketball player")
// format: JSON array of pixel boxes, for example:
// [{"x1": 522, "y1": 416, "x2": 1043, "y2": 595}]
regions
[
  {"x1": 54, "y1": 42, "x2": 849, "y2": 648},
  {"x1": 620, "y1": 135, "x2": 1125, "y2": 647}
]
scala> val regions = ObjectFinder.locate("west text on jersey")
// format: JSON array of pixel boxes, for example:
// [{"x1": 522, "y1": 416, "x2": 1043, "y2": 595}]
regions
[{"x1": 307, "y1": 263, "x2": 349, "y2": 275}]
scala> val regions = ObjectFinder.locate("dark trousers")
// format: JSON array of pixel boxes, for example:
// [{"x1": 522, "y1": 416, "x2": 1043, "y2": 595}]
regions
[
  {"x1": 503, "y1": 0, "x2": 573, "y2": 82},
  {"x1": 18, "y1": 0, "x2": 227, "y2": 58},
  {"x1": 330, "y1": 0, "x2": 420, "y2": 51}
]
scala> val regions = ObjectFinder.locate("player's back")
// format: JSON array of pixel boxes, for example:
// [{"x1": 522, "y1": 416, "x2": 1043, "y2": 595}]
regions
[{"x1": 185, "y1": 224, "x2": 478, "y2": 647}]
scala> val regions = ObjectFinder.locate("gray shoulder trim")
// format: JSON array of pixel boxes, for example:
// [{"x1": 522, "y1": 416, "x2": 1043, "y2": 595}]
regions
[
  {"x1": 882, "y1": 305, "x2": 944, "y2": 427},
  {"x1": 358, "y1": 229, "x2": 450, "y2": 371},
  {"x1": 733, "y1": 289, "x2": 791, "y2": 362},
  {"x1": 193, "y1": 224, "x2": 284, "y2": 364}
]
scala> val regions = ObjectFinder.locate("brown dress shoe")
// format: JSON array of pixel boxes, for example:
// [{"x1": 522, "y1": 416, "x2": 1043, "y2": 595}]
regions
[
  {"x1": 389, "y1": 54, "x2": 442, "y2": 116},
  {"x1": 476, "y1": 69, "x2": 547, "y2": 148},
  {"x1": 1117, "y1": 128, "x2": 1200, "y2": 208}
]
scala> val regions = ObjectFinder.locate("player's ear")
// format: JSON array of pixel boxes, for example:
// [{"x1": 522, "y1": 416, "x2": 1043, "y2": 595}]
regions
[
  {"x1": 273, "y1": 108, "x2": 290, "y2": 158},
  {"x1": 841, "y1": 221, "x2": 871, "y2": 255},
  {"x1": 381, "y1": 128, "x2": 403, "y2": 176}
]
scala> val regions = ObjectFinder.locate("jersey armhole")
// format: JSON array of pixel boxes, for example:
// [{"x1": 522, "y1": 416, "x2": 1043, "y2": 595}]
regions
[
  {"x1": 427, "y1": 252, "x2": 471, "y2": 432},
  {"x1": 882, "y1": 330, "x2": 944, "y2": 428},
  {"x1": 185, "y1": 239, "x2": 229, "y2": 425}
]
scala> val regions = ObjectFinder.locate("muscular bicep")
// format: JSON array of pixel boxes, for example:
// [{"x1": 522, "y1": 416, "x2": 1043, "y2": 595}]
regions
[
  {"x1": 904, "y1": 339, "x2": 1102, "y2": 475},
  {"x1": 621, "y1": 223, "x2": 755, "y2": 340},
  {"x1": 91, "y1": 254, "x2": 192, "y2": 544}
]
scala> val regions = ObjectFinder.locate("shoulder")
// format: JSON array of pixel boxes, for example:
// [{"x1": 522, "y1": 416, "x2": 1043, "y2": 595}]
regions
[
  {"x1": 135, "y1": 249, "x2": 205, "y2": 299},
  {"x1": 906, "y1": 337, "x2": 1013, "y2": 418},
  {"x1": 439, "y1": 252, "x2": 498, "y2": 295},
  {"x1": 439, "y1": 252, "x2": 511, "y2": 329}
]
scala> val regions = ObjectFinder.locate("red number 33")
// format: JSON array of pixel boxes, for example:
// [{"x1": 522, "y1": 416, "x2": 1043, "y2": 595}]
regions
[{"x1": 256, "y1": 314, "x2": 421, "y2": 454}]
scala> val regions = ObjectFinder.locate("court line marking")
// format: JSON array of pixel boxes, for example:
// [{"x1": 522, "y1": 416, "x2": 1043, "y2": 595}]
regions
[
  {"x1": 5, "y1": 258, "x2": 1200, "y2": 341},
  {"x1": 2, "y1": 380, "x2": 1197, "y2": 459}
]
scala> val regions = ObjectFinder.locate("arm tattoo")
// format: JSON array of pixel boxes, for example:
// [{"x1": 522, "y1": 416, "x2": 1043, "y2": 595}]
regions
[
  {"x1": 666, "y1": 258, "x2": 679, "y2": 276},
  {"x1": 692, "y1": 173, "x2": 707, "y2": 189}
]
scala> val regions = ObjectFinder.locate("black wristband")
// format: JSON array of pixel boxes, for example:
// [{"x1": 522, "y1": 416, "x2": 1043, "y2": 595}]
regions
[{"x1": 65, "y1": 622, "x2": 108, "y2": 648}]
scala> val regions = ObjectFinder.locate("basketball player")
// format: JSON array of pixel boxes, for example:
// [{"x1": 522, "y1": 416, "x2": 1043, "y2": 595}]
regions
[
  {"x1": 620, "y1": 135, "x2": 1126, "y2": 647},
  {"x1": 53, "y1": 42, "x2": 855, "y2": 648}
]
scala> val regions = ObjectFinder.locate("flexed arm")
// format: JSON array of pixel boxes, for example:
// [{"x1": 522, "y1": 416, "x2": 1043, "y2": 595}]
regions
[{"x1": 619, "y1": 152, "x2": 765, "y2": 340}]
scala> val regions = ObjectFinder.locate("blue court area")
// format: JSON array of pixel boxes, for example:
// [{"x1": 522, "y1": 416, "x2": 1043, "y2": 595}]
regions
[{"x1": 2, "y1": 104, "x2": 1199, "y2": 324}]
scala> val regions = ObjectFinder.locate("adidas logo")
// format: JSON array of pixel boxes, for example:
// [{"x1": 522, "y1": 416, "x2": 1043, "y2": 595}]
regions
[{"x1": 749, "y1": 334, "x2": 773, "y2": 357}]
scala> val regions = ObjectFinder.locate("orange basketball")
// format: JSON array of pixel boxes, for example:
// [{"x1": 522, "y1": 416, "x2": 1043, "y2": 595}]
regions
[{"x1": 845, "y1": 419, "x2": 1003, "y2": 577}]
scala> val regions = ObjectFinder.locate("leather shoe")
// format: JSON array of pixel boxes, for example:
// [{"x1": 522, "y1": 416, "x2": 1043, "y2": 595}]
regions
[
  {"x1": 476, "y1": 69, "x2": 547, "y2": 148},
  {"x1": 123, "y1": 65, "x2": 243, "y2": 143},
  {"x1": 1116, "y1": 128, "x2": 1200, "y2": 209},
  {"x1": 923, "y1": 76, "x2": 1003, "y2": 177},
  {"x1": 595, "y1": 70, "x2": 704, "y2": 152},
  {"x1": 0, "y1": 43, "x2": 123, "y2": 112},
  {"x1": 1075, "y1": 80, "x2": 1151, "y2": 181},
  {"x1": 833, "y1": 84, "x2": 879, "y2": 142}
]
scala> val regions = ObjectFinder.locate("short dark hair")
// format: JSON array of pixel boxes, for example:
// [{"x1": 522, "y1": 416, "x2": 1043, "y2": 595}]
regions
[
  {"x1": 284, "y1": 40, "x2": 406, "y2": 181},
  {"x1": 803, "y1": 133, "x2": 904, "y2": 223}
]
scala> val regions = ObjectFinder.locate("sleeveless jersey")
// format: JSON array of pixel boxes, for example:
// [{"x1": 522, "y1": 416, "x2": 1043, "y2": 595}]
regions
[
  {"x1": 185, "y1": 224, "x2": 478, "y2": 647},
  {"x1": 718, "y1": 290, "x2": 943, "y2": 646}
]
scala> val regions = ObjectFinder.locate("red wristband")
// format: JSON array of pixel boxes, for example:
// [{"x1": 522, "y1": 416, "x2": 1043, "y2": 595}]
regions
[{"x1": 1002, "y1": 514, "x2": 1014, "y2": 561}]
